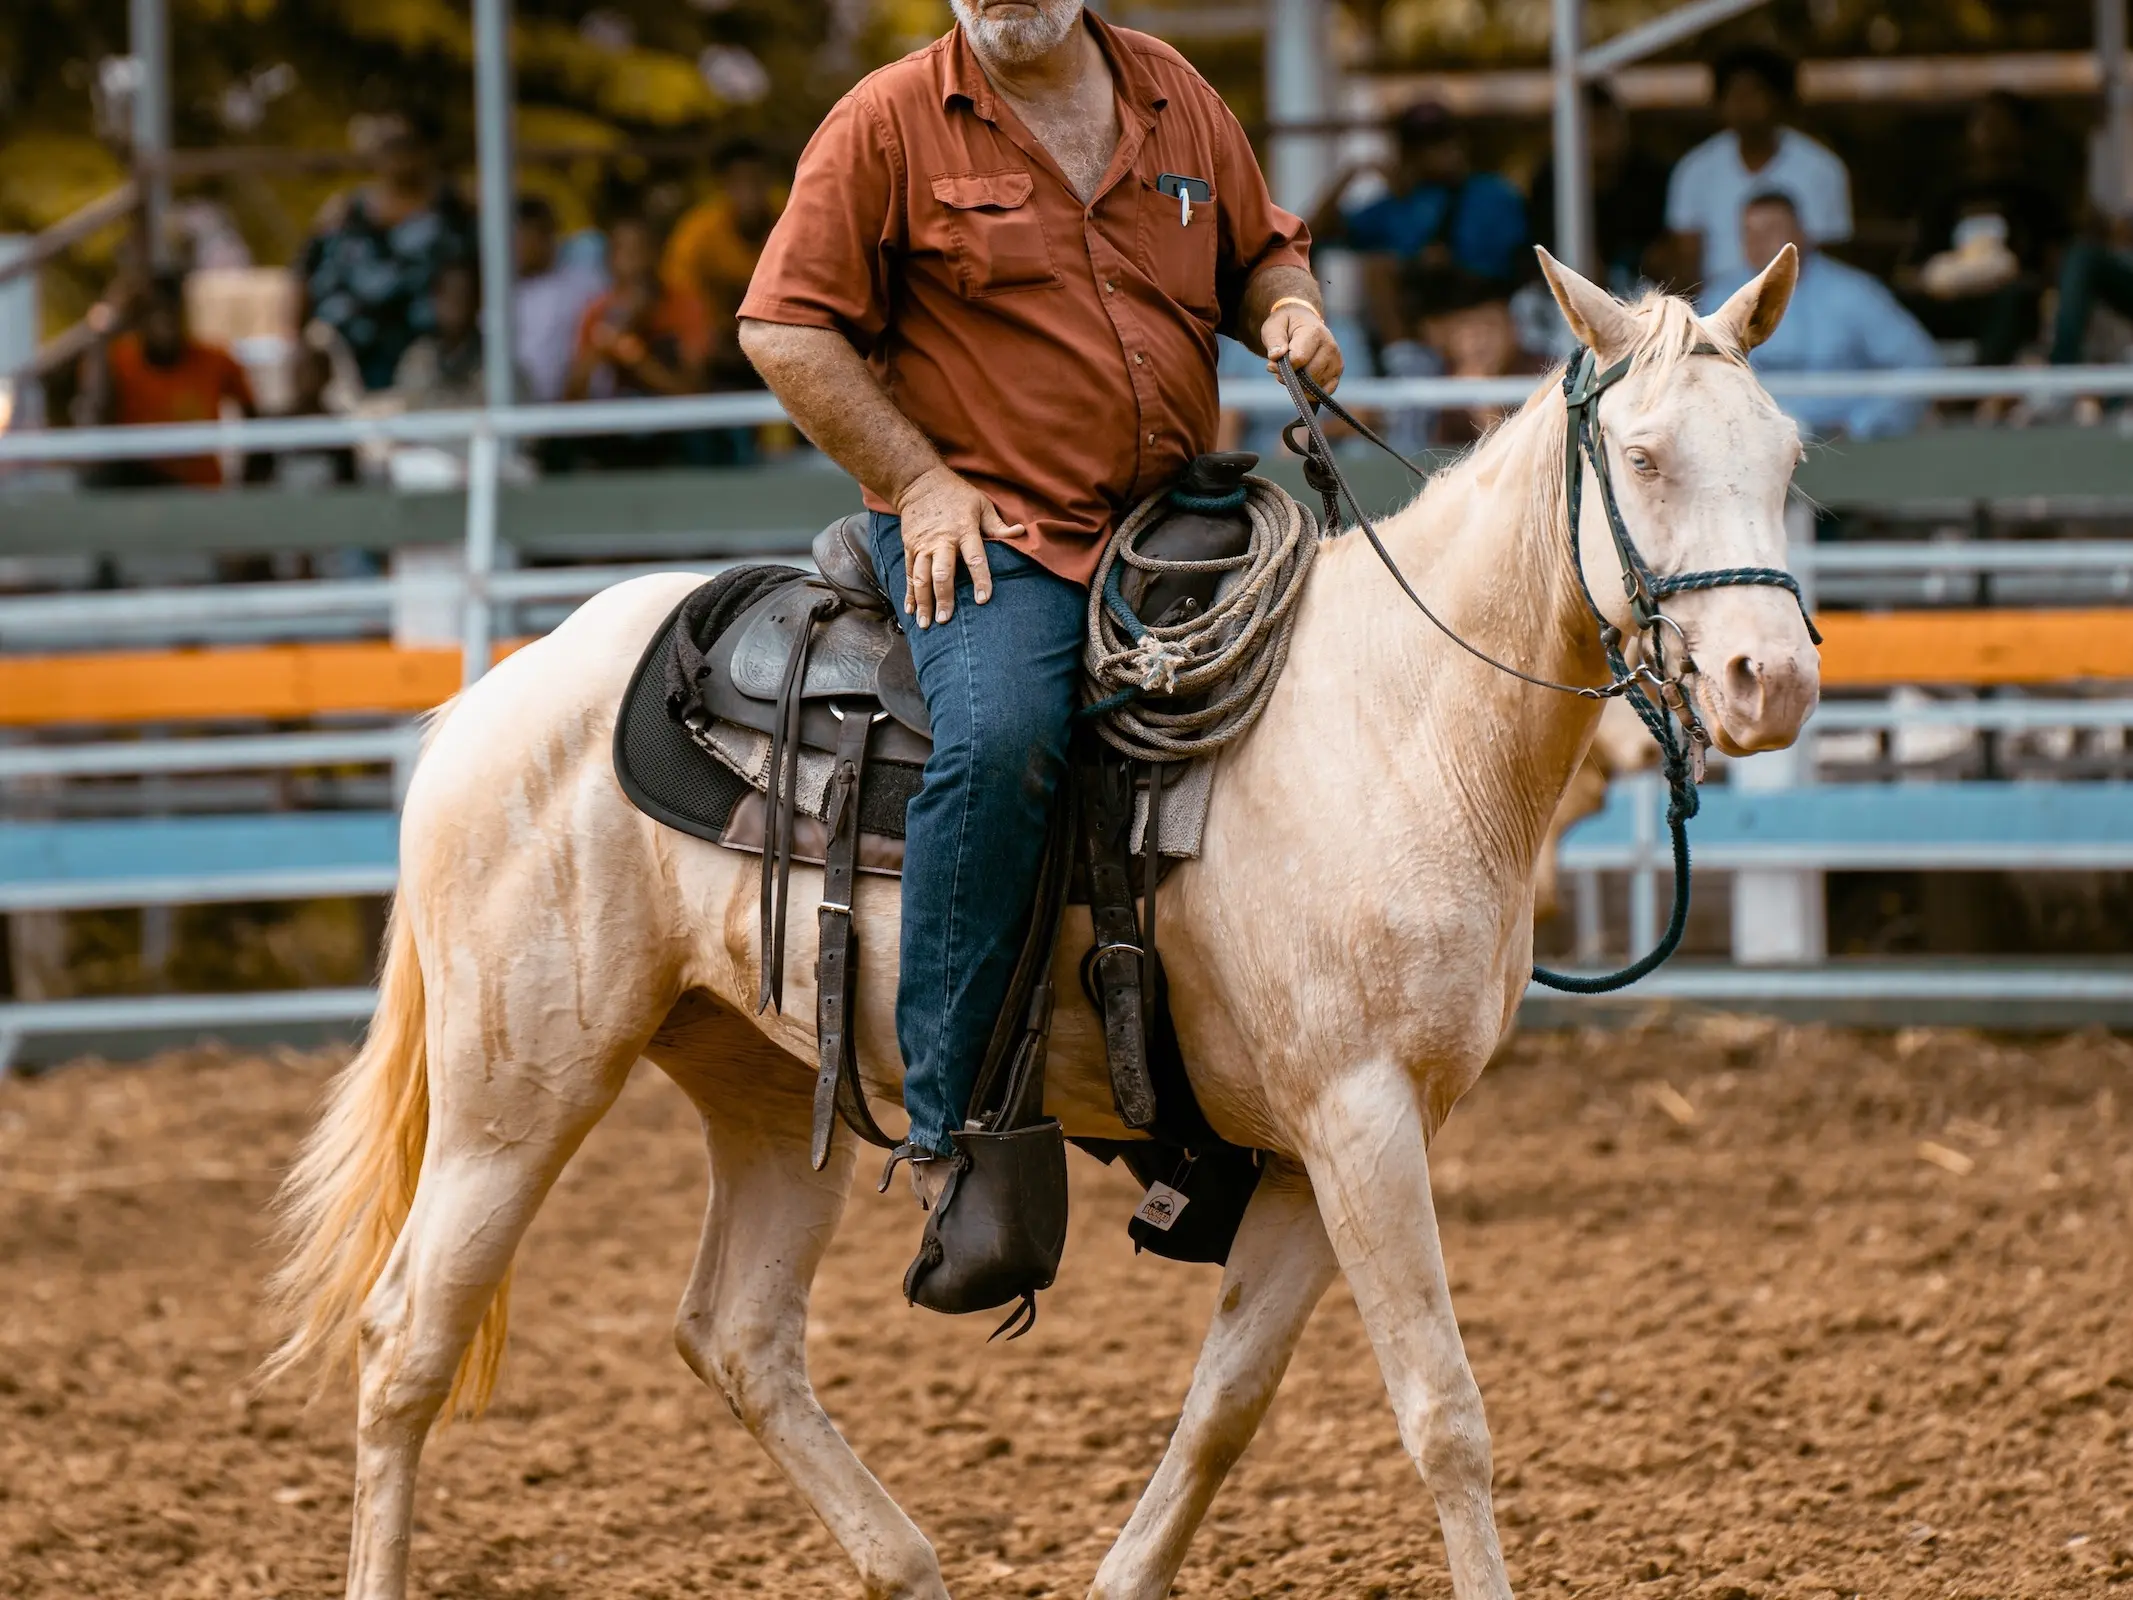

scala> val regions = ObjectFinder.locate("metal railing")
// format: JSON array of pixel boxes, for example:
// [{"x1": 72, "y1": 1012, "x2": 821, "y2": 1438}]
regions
[{"x1": 5, "y1": 373, "x2": 2133, "y2": 1053}]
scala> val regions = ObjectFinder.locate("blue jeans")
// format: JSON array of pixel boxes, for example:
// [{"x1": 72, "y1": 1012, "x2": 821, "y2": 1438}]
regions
[{"x1": 866, "y1": 512, "x2": 1085, "y2": 1155}]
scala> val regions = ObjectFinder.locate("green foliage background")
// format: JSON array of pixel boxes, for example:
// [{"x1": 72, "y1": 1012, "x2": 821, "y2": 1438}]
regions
[{"x1": 0, "y1": 0, "x2": 956, "y2": 327}]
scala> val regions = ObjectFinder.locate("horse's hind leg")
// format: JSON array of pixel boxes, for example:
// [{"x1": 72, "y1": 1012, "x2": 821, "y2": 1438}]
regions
[
  {"x1": 349, "y1": 1024, "x2": 637, "y2": 1600},
  {"x1": 1089, "y1": 1160, "x2": 1337, "y2": 1600},
  {"x1": 660, "y1": 1035, "x2": 948, "y2": 1600}
]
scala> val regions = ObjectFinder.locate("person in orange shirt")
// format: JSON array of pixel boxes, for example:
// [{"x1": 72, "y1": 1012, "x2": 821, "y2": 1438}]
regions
[
  {"x1": 84, "y1": 270, "x2": 259, "y2": 487},
  {"x1": 660, "y1": 138, "x2": 785, "y2": 387},
  {"x1": 562, "y1": 213, "x2": 710, "y2": 469}
]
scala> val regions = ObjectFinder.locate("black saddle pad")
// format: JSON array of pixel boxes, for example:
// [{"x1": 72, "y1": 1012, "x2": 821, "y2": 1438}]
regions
[{"x1": 613, "y1": 569, "x2": 922, "y2": 847}]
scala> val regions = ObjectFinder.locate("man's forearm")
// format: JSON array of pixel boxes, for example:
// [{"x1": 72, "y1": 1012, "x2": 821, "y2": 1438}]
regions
[
  {"x1": 1237, "y1": 264, "x2": 1323, "y2": 355},
  {"x1": 738, "y1": 319, "x2": 942, "y2": 504}
]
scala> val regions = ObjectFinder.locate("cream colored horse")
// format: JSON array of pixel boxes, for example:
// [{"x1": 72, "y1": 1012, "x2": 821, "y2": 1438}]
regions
[{"x1": 267, "y1": 253, "x2": 1816, "y2": 1600}]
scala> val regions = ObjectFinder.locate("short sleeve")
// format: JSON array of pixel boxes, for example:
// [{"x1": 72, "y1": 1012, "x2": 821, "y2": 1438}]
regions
[
  {"x1": 1211, "y1": 91, "x2": 1311, "y2": 332},
  {"x1": 737, "y1": 91, "x2": 901, "y2": 349}
]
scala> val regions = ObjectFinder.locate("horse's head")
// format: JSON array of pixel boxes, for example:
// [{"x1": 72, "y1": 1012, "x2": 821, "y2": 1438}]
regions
[{"x1": 1536, "y1": 248, "x2": 1820, "y2": 757}]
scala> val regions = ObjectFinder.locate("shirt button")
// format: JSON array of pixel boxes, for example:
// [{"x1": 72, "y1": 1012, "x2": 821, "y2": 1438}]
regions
[
  {"x1": 1105, "y1": 281, "x2": 1117, "y2": 294},
  {"x1": 1133, "y1": 352, "x2": 1145, "y2": 365},
  {"x1": 1147, "y1": 432, "x2": 1157, "y2": 445}
]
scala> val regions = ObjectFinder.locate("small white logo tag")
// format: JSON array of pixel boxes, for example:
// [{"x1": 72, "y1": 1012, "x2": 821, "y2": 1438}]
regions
[{"x1": 1133, "y1": 1181, "x2": 1189, "y2": 1232}]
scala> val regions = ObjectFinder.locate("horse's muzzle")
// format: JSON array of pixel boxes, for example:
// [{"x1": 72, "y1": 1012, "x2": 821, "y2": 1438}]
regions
[{"x1": 1701, "y1": 643, "x2": 1820, "y2": 756}]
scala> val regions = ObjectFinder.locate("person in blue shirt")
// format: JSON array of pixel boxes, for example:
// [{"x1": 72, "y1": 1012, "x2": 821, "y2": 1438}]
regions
[
  {"x1": 1699, "y1": 189, "x2": 1938, "y2": 440},
  {"x1": 1309, "y1": 100, "x2": 1528, "y2": 350}
]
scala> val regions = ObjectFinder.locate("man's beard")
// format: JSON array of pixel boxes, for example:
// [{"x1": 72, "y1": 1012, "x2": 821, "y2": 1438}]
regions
[{"x1": 951, "y1": 0, "x2": 1083, "y2": 65}]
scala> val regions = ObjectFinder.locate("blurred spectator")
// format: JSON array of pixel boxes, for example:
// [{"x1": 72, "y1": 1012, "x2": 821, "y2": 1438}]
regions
[
  {"x1": 1411, "y1": 268, "x2": 1547, "y2": 447},
  {"x1": 514, "y1": 195, "x2": 604, "y2": 404},
  {"x1": 267, "y1": 336, "x2": 358, "y2": 491},
  {"x1": 1900, "y1": 93, "x2": 2065, "y2": 367},
  {"x1": 561, "y1": 214, "x2": 709, "y2": 468},
  {"x1": 299, "y1": 108, "x2": 477, "y2": 392},
  {"x1": 1530, "y1": 83, "x2": 1671, "y2": 294},
  {"x1": 79, "y1": 269, "x2": 258, "y2": 487},
  {"x1": 567, "y1": 215, "x2": 708, "y2": 402},
  {"x1": 1666, "y1": 48, "x2": 1850, "y2": 290},
  {"x1": 2047, "y1": 236, "x2": 2133, "y2": 375},
  {"x1": 1309, "y1": 101, "x2": 1528, "y2": 351},
  {"x1": 391, "y1": 261, "x2": 505, "y2": 410},
  {"x1": 662, "y1": 137, "x2": 785, "y2": 388},
  {"x1": 1700, "y1": 191, "x2": 1936, "y2": 441}
]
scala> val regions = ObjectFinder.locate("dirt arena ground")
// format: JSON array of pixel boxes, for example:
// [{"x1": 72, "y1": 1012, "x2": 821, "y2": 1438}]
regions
[{"x1": 2, "y1": 1021, "x2": 2130, "y2": 1599}]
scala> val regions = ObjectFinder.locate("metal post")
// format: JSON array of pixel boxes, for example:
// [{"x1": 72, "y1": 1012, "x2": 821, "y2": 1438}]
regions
[
  {"x1": 1731, "y1": 496, "x2": 1826, "y2": 965},
  {"x1": 1551, "y1": 0, "x2": 1593, "y2": 274},
  {"x1": 473, "y1": 0, "x2": 518, "y2": 415},
  {"x1": 1267, "y1": 0, "x2": 1332, "y2": 215},
  {"x1": 463, "y1": 0, "x2": 516, "y2": 687},
  {"x1": 2101, "y1": 0, "x2": 2132, "y2": 218},
  {"x1": 128, "y1": 0, "x2": 172, "y2": 268}
]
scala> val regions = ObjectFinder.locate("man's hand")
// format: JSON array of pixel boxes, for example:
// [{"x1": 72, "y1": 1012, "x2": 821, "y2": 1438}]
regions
[
  {"x1": 894, "y1": 464, "x2": 1023, "y2": 629},
  {"x1": 1261, "y1": 302, "x2": 1345, "y2": 394}
]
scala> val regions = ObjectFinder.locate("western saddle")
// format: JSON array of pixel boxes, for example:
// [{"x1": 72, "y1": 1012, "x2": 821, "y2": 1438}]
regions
[{"x1": 643, "y1": 454, "x2": 1267, "y2": 1324}]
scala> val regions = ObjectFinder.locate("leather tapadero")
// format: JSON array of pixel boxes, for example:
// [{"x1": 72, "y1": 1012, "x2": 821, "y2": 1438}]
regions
[{"x1": 903, "y1": 1119, "x2": 1069, "y2": 1315}]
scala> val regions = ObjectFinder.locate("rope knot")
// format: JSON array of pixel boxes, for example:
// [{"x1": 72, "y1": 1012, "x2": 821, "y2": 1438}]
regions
[{"x1": 1123, "y1": 635, "x2": 1192, "y2": 695}]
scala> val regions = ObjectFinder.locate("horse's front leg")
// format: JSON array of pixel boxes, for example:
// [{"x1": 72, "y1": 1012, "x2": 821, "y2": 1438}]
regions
[
  {"x1": 1089, "y1": 1158, "x2": 1337, "y2": 1600},
  {"x1": 1300, "y1": 1065, "x2": 1512, "y2": 1600}
]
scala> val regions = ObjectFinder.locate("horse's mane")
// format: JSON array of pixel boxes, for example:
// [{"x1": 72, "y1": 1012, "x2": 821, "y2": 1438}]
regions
[{"x1": 1370, "y1": 290, "x2": 1748, "y2": 575}]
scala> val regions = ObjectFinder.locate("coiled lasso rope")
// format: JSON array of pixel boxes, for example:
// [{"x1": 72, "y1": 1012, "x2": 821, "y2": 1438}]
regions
[{"x1": 1081, "y1": 474, "x2": 1320, "y2": 764}]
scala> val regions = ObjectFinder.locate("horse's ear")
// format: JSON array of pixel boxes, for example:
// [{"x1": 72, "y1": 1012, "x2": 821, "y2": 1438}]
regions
[
  {"x1": 1535, "y1": 246, "x2": 1638, "y2": 363},
  {"x1": 1706, "y1": 242, "x2": 1799, "y2": 353}
]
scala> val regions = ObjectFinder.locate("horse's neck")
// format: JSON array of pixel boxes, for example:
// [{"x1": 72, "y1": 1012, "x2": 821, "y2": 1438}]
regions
[{"x1": 1289, "y1": 391, "x2": 1609, "y2": 880}]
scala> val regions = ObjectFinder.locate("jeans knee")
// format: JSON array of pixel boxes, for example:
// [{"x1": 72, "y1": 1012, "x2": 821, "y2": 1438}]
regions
[{"x1": 943, "y1": 701, "x2": 1067, "y2": 807}]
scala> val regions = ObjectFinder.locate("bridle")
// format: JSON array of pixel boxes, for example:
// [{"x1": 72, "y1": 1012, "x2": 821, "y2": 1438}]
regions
[{"x1": 1274, "y1": 346, "x2": 1819, "y2": 993}]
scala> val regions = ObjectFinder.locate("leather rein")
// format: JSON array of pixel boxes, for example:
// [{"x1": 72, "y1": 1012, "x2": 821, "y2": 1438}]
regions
[{"x1": 1273, "y1": 347, "x2": 1819, "y2": 994}]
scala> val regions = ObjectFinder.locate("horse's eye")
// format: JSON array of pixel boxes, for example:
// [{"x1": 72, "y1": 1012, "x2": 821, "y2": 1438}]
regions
[{"x1": 1626, "y1": 448, "x2": 1656, "y2": 475}]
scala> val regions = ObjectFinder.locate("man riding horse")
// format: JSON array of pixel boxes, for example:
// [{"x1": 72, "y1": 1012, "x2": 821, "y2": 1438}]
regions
[{"x1": 738, "y1": 0, "x2": 1347, "y2": 1208}]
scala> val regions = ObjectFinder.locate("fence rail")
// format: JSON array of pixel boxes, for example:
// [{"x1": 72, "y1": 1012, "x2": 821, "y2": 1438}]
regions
[
  {"x1": 7, "y1": 375, "x2": 2133, "y2": 1050},
  {"x1": 10, "y1": 366, "x2": 2133, "y2": 466}
]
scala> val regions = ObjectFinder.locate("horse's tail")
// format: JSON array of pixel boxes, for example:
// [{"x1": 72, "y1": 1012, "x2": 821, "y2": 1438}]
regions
[
  {"x1": 261, "y1": 698, "x2": 509, "y2": 1418},
  {"x1": 260, "y1": 894, "x2": 433, "y2": 1391}
]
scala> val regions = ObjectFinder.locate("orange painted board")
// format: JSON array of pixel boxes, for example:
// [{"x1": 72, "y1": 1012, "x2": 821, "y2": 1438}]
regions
[
  {"x1": 1816, "y1": 608, "x2": 2133, "y2": 687},
  {"x1": 0, "y1": 610, "x2": 2128, "y2": 726},
  {"x1": 0, "y1": 640, "x2": 527, "y2": 727}
]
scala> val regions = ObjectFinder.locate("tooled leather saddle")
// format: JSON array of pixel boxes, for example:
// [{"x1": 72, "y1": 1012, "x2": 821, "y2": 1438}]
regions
[{"x1": 612, "y1": 455, "x2": 1268, "y2": 1318}]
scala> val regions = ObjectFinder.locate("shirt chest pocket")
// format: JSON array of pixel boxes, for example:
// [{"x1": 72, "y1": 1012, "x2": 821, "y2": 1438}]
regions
[
  {"x1": 1136, "y1": 172, "x2": 1219, "y2": 317},
  {"x1": 929, "y1": 170, "x2": 1060, "y2": 297}
]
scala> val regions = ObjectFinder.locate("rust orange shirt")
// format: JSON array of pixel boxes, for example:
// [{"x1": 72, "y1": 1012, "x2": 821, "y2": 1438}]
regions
[
  {"x1": 738, "y1": 16, "x2": 1312, "y2": 584},
  {"x1": 104, "y1": 333, "x2": 256, "y2": 486}
]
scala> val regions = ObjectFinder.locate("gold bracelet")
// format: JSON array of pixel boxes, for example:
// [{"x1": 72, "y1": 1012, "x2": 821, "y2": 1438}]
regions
[{"x1": 1267, "y1": 294, "x2": 1324, "y2": 322}]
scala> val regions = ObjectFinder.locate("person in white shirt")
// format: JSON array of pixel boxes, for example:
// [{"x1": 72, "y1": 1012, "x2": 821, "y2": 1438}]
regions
[{"x1": 1666, "y1": 46, "x2": 1851, "y2": 289}]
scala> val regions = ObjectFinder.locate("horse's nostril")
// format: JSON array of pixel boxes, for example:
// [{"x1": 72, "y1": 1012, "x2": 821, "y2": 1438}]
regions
[{"x1": 1725, "y1": 655, "x2": 1762, "y2": 708}]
